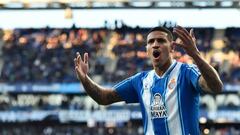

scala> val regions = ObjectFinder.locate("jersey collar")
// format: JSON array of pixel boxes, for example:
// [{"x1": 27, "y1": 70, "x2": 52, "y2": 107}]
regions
[{"x1": 154, "y1": 59, "x2": 177, "y2": 79}]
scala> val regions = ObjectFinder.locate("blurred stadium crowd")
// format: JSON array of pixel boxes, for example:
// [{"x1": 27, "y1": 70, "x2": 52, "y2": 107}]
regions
[
  {"x1": 0, "y1": 26, "x2": 239, "y2": 84},
  {"x1": 0, "y1": 25, "x2": 239, "y2": 135}
]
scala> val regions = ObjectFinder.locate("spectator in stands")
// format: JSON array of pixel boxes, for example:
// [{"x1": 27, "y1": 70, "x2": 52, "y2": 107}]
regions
[{"x1": 0, "y1": 26, "x2": 238, "y2": 84}]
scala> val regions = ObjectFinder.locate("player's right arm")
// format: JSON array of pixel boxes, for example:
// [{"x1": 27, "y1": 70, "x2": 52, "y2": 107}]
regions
[{"x1": 74, "y1": 52, "x2": 123, "y2": 105}]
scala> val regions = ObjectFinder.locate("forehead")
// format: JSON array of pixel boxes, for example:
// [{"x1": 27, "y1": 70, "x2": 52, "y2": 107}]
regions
[{"x1": 147, "y1": 31, "x2": 168, "y2": 41}]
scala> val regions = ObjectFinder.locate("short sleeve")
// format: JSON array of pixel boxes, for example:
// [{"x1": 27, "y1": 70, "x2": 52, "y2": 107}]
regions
[
  {"x1": 186, "y1": 64, "x2": 203, "y2": 93},
  {"x1": 113, "y1": 73, "x2": 141, "y2": 103}
]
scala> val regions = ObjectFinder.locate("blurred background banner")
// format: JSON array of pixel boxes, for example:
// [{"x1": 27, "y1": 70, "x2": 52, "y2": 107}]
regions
[
  {"x1": 0, "y1": 83, "x2": 85, "y2": 93},
  {"x1": 0, "y1": 0, "x2": 239, "y2": 135},
  {"x1": 0, "y1": 9, "x2": 240, "y2": 29}
]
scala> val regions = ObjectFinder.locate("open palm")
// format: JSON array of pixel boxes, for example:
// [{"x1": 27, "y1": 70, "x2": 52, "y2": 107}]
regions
[
  {"x1": 173, "y1": 25, "x2": 199, "y2": 57},
  {"x1": 74, "y1": 52, "x2": 89, "y2": 80}
]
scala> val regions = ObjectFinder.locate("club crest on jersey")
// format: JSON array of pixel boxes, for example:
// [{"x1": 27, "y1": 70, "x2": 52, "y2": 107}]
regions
[
  {"x1": 151, "y1": 93, "x2": 168, "y2": 119},
  {"x1": 168, "y1": 78, "x2": 176, "y2": 90}
]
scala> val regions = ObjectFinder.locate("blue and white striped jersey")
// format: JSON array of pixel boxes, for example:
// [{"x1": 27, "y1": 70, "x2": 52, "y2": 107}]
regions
[{"x1": 114, "y1": 60, "x2": 203, "y2": 135}]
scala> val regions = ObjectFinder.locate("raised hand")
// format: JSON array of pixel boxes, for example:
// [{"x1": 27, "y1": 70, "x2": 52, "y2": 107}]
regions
[
  {"x1": 74, "y1": 52, "x2": 123, "y2": 105},
  {"x1": 74, "y1": 52, "x2": 89, "y2": 81},
  {"x1": 173, "y1": 25, "x2": 200, "y2": 57}
]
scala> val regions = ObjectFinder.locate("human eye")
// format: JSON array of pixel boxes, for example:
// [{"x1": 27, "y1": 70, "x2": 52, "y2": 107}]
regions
[
  {"x1": 147, "y1": 39, "x2": 154, "y2": 44},
  {"x1": 157, "y1": 38, "x2": 166, "y2": 43}
]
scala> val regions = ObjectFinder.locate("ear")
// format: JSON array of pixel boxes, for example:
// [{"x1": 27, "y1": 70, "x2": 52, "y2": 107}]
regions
[
  {"x1": 145, "y1": 45, "x2": 148, "y2": 55},
  {"x1": 170, "y1": 41, "x2": 175, "y2": 53}
]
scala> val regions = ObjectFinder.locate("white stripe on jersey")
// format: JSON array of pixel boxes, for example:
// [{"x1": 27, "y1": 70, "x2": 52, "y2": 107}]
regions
[
  {"x1": 142, "y1": 70, "x2": 155, "y2": 135},
  {"x1": 165, "y1": 62, "x2": 183, "y2": 135}
]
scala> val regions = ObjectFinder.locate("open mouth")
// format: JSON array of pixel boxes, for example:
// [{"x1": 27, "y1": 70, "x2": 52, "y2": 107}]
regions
[{"x1": 153, "y1": 50, "x2": 161, "y2": 58}]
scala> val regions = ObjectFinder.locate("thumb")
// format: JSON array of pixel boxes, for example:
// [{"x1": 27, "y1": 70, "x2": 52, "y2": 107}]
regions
[
  {"x1": 170, "y1": 41, "x2": 176, "y2": 52},
  {"x1": 75, "y1": 68, "x2": 80, "y2": 80},
  {"x1": 84, "y1": 53, "x2": 89, "y2": 64},
  {"x1": 172, "y1": 41, "x2": 186, "y2": 49}
]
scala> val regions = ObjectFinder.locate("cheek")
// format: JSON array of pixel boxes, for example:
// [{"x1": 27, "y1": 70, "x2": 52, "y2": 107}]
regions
[
  {"x1": 162, "y1": 46, "x2": 171, "y2": 52},
  {"x1": 161, "y1": 47, "x2": 171, "y2": 57}
]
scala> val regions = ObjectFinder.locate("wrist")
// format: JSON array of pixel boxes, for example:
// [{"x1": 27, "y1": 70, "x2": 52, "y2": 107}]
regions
[
  {"x1": 79, "y1": 74, "x2": 88, "y2": 84},
  {"x1": 191, "y1": 51, "x2": 206, "y2": 67},
  {"x1": 189, "y1": 50, "x2": 201, "y2": 59}
]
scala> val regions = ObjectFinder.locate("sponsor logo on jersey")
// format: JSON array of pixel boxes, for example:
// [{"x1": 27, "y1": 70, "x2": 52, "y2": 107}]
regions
[{"x1": 151, "y1": 93, "x2": 168, "y2": 119}]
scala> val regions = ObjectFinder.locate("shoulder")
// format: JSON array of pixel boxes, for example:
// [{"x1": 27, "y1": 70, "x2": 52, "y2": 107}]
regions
[
  {"x1": 174, "y1": 62, "x2": 201, "y2": 81},
  {"x1": 178, "y1": 62, "x2": 201, "y2": 83},
  {"x1": 130, "y1": 71, "x2": 149, "y2": 80},
  {"x1": 179, "y1": 62, "x2": 199, "y2": 72},
  {"x1": 129, "y1": 70, "x2": 154, "y2": 83}
]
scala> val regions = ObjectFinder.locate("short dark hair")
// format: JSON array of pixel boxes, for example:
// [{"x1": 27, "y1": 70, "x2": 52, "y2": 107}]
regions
[{"x1": 147, "y1": 27, "x2": 173, "y2": 41}]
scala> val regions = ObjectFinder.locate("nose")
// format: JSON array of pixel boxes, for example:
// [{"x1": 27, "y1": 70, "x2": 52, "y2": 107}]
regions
[{"x1": 152, "y1": 40, "x2": 160, "y2": 49}]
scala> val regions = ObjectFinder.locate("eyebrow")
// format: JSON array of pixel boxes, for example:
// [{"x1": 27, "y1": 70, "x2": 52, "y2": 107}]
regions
[{"x1": 147, "y1": 37, "x2": 167, "y2": 43}]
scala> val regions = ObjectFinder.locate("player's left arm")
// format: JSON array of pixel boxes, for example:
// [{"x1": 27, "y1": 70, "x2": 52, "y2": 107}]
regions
[{"x1": 173, "y1": 26, "x2": 223, "y2": 93}]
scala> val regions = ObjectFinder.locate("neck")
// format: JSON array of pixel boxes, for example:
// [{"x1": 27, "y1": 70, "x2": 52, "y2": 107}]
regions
[{"x1": 154, "y1": 58, "x2": 172, "y2": 77}]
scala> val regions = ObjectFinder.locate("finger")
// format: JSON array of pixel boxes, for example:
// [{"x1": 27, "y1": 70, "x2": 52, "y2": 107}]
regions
[
  {"x1": 170, "y1": 41, "x2": 176, "y2": 52},
  {"x1": 84, "y1": 53, "x2": 88, "y2": 64},
  {"x1": 190, "y1": 28, "x2": 195, "y2": 39},
  {"x1": 176, "y1": 38, "x2": 183, "y2": 44},
  {"x1": 74, "y1": 66, "x2": 80, "y2": 80},
  {"x1": 74, "y1": 58, "x2": 81, "y2": 72},
  {"x1": 176, "y1": 25, "x2": 190, "y2": 36},
  {"x1": 172, "y1": 41, "x2": 185, "y2": 49},
  {"x1": 174, "y1": 28, "x2": 192, "y2": 42},
  {"x1": 76, "y1": 52, "x2": 80, "y2": 57},
  {"x1": 173, "y1": 29, "x2": 188, "y2": 47},
  {"x1": 74, "y1": 58, "x2": 80, "y2": 79},
  {"x1": 76, "y1": 52, "x2": 80, "y2": 65},
  {"x1": 74, "y1": 58, "x2": 77, "y2": 67},
  {"x1": 175, "y1": 26, "x2": 193, "y2": 42},
  {"x1": 77, "y1": 52, "x2": 83, "y2": 65}
]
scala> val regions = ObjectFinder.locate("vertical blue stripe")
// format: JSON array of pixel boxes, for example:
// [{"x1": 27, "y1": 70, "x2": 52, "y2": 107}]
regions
[
  {"x1": 144, "y1": 102, "x2": 148, "y2": 135},
  {"x1": 141, "y1": 91, "x2": 148, "y2": 135},
  {"x1": 140, "y1": 75, "x2": 149, "y2": 135},
  {"x1": 151, "y1": 78, "x2": 168, "y2": 135},
  {"x1": 142, "y1": 71, "x2": 155, "y2": 135},
  {"x1": 179, "y1": 64, "x2": 202, "y2": 135},
  {"x1": 189, "y1": 67, "x2": 199, "y2": 76},
  {"x1": 177, "y1": 74, "x2": 186, "y2": 135}
]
